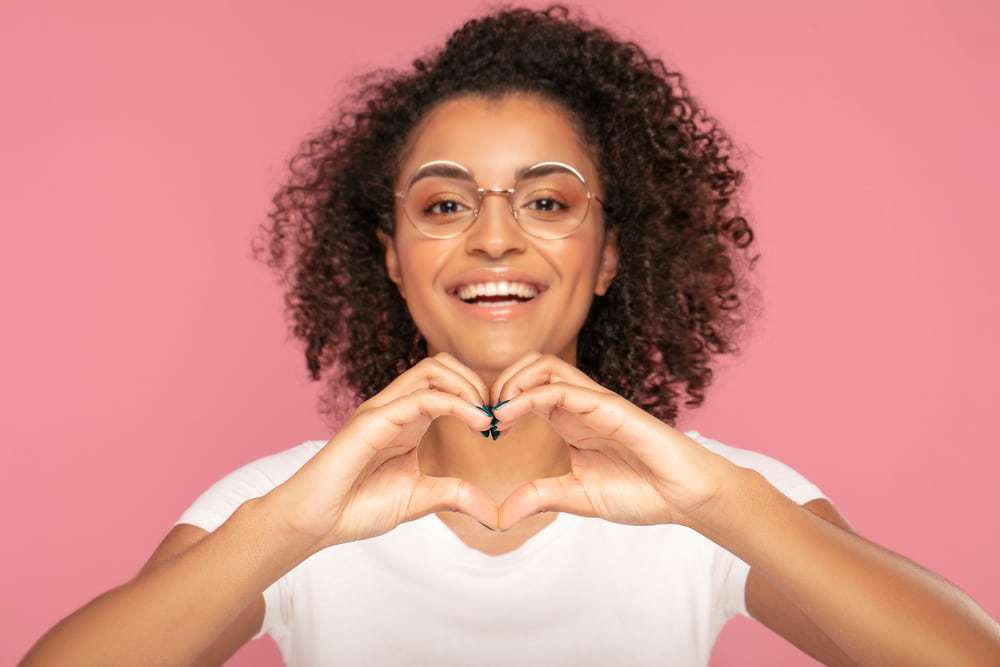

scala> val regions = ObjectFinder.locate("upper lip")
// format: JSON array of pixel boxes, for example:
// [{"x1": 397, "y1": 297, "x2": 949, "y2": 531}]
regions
[{"x1": 445, "y1": 268, "x2": 550, "y2": 295}]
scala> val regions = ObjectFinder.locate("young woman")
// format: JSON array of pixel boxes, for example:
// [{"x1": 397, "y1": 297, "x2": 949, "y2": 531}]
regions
[{"x1": 22, "y1": 5, "x2": 1000, "y2": 666}]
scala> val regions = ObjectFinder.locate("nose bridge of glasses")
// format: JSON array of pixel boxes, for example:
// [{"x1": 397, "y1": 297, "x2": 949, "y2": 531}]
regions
[{"x1": 475, "y1": 186, "x2": 519, "y2": 219}]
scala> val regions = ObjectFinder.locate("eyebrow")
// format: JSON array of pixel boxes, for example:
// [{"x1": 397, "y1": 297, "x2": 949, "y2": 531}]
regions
[
  {"x1": 406, "y1": 162, "x2": 575, "y2": 188},
  {"x1": 407, "y1": 163, "x2": 473, "y2": 187}
]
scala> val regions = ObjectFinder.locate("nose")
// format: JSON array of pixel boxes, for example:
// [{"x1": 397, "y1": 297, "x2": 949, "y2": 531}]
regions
[{"x1": 464, "y1": 189, "x2": 528, "y2": 257}]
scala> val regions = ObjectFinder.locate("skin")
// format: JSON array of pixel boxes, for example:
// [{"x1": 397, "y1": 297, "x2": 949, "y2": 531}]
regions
[{"x1": 375, "y1": 92, "x2": 620, "y2": 549}]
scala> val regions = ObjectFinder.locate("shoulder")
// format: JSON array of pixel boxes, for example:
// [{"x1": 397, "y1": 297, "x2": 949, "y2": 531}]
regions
[
  {"x1": 173, "y1": 439, "x2": 327, "y2": 532},
  {"x1": 200, "y1": 438, "x2": 326, "y2": 495},
  {"x1": 238, "y1": 438, "x2": 327, "y2": 485},
  {"x1": 683, "y1": 430, "x2": 826, "y2": 504}
]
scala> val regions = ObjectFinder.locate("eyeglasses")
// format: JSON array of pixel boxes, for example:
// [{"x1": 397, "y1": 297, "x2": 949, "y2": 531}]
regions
[{"x1": 394, "y1": 159, "x2": 605, "y2": 240}]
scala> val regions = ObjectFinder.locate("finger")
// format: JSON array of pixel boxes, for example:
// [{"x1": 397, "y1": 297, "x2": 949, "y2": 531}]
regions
[
  {"x1": 340, "y1": 389, "x2": 494, "y2": 471},
  {"x1": 491, "y1": 383, "x2": 667, "y2": 473},
  {"x1": 492, "y1": 382, "x2": 625, "y2": 437},
  {"x1": 408, "y1": 473, "x2": 500, "y2": 529},
  {"x1": 420, "y1": 357, "x2": 488, "y2": 407},
  {"x1": 367, "y1": 356, "x2": 485, "y2": 410},
  {"x1": 489, "y1": 350, "x2": 544, "y2": 405},
  {"x1": 497, "y1": 472, "x2": 597, "y2": 530},
  {"x1": 431, "y1": 352, "x2": 490, "y2": 407},
  {"x1": 358, "y1": 367, "x2": 491, "y2": 485},
  {"x1": 494, "y1": 353, "x2": 608, "y2": 406}
]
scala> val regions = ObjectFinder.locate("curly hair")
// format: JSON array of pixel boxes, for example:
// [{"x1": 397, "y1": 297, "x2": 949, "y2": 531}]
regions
[{"x1": 250, "y1": 2, "x2": 763, "y2": 429}]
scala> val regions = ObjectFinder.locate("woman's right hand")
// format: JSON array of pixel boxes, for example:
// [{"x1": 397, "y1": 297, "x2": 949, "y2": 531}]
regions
[{"x1": 265, "y1": 352, "x2": 498, "y2": 553}]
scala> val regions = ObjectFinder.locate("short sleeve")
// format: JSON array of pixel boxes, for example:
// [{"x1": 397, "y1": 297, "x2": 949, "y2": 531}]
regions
[
  {"x1": 173, "y1": 439, "x2": 324, "y2": 639},
  {"x1": 685, "y1": 430, "x2": 829, "y2": 622}
]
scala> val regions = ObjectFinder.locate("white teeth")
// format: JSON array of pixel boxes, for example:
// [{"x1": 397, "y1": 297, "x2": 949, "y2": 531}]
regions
[
  {"x1": 469, "y1": 299, "x2": 521, "y2": 308},
  {"x1": 456, "y1": 281, "x2": 540, "y2": 301}
]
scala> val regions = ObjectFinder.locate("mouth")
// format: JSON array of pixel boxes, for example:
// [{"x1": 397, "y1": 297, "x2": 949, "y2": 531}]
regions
[
  {"x1": 445, "y1": 283, "x2": 549, "y2": 321},
  {"x1": 445, "y1": 281, "x2": 548, "y2": 305}
]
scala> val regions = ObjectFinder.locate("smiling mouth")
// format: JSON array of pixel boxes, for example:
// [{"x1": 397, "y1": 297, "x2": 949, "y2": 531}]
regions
[
  {"x1": 446, "y1": 286, "x2": 548, "y2": 307},
  {"x1": 458, "y1": 294, "x2": 533, "y2": 306}
]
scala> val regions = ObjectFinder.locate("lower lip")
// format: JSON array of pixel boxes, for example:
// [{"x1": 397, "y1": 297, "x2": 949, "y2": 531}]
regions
[{"x1": 448, "y1": 289, "x2": 547, "y2": 322}]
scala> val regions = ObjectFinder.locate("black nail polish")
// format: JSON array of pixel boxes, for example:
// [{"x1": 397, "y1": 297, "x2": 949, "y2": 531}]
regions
[
  {"x1": 489, "y1": 426, "x2": 499, "y2": 440},
  {"x1": 477, "y1": 403, "x2": 494, "y2": 438},
  {"x1": 491, "y1": 399, "x2": 509, "y2": 423}
]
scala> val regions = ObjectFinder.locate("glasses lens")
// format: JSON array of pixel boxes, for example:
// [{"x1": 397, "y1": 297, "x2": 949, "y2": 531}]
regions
[
  {"x1": 403, "y1": 171, "x2": 478, "y2": 239},
  {"x1": 512, "y1": 164, "x2": 590, "y2": 239}
]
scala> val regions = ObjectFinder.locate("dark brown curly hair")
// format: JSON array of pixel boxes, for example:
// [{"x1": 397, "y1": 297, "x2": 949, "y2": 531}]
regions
[{"x1": 250, "y1": 3, "x2": 763, "y2": 429}]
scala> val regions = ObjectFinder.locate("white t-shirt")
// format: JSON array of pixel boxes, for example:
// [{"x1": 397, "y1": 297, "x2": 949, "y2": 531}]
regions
[{"x1": 174, "y1": 429, "x2": 826, "y2": 666}]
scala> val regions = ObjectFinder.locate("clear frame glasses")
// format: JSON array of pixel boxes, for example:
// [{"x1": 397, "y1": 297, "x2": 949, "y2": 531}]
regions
[{"x1": 393, "y1": 159, "x2": 605, "y2": 240}]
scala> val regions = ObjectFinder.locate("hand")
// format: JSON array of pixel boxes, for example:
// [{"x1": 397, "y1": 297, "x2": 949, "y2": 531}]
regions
[
  {"x1": 489, "y1": 352, "x2": 744, "y2": 531},
  {"x1": 268, "y1": 353, "x2": 499, "y2": 552}
]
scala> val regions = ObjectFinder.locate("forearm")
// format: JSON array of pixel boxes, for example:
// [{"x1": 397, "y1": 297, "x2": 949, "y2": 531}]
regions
[
  {"x1": 20, "y1": 495, "x2": 318, "y2": 666},
  {"x1": 690, "y1": 468, "x2": 1000, "y2": 666}
]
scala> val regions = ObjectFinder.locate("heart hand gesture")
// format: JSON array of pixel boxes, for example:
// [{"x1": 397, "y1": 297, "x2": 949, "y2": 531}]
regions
[{"x1": 488, "y1": 352, "x2": 742, "y2": 531}]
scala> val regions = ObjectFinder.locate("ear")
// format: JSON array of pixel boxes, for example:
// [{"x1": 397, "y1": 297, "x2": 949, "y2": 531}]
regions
[
  {"x1": 375, "y1": 228, "x2": 406, "y2": 300},
  {"x1": 594, "y1": 224, "x2": 620, "y2": 297}
]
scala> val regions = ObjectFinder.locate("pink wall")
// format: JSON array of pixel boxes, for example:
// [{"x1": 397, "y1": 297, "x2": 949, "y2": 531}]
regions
[{"x1": 3, "y1": 1, "x2": 997, "y2": 664}]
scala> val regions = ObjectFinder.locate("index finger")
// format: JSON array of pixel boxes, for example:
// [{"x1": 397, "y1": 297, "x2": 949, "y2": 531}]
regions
[
  {"x1": 492, "y1": 351, "x2": 607, "y2": 405},
  {"x1": 363, "y1": 354, "x2": 484, "y2": 411},
  {"x1": 432, "y1": 352, "x2": 491, "y2": 407},
  {"x1": 489, "y1": 350, "x2": 544, "y2": 405}
]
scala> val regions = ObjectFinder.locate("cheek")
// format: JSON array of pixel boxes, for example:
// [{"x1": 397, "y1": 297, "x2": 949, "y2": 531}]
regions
[
  {"x1": 551, "y1": 239, "x2": 602, "y2": 290},
  {"x1": 395, "y1": 238, "x2": 429, "y2": 280},
  {"x1": 395, "y1": 242, "x2": 448, "y2": 305},
  {"x1": 546, "y1": 252, "x2": 601, "y2": 323}
]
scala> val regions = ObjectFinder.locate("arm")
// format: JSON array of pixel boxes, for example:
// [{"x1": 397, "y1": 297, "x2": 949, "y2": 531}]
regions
[
  {"x1": 691, "y1": 467, "x2": 1000, "y2": 666},
  {"x1": 19, "y1": 494, "x2": 318, "y2": 667}
]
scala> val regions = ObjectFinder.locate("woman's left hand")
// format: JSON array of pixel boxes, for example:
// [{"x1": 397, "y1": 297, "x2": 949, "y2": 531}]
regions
[{"x1": 489, "y1": 351, "x2": 744, "y2": 531}]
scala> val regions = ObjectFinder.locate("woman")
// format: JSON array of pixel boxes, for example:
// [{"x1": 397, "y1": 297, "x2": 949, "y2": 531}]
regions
[{"x1": 22, "y1": 5, "x2": 1000, "y2": 666}]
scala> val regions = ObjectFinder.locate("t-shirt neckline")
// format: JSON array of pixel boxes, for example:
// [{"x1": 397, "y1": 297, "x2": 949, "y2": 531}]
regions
[
  {"x1": 404, "y1": 430, "x2": 702, "y2": 569},
  {"x1": 420, "y1": 510, "x2": 573, "y2": 568}
]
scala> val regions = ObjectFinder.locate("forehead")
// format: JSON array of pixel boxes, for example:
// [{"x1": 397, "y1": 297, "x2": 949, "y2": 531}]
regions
[{"x1": 397, "y1": 94, "x2": 597, "y2": 185}]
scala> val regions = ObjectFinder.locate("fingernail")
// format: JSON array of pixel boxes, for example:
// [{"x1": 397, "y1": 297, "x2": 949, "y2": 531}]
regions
[
  {"x1": 476, "y1": 404, "x2": 493, "y2": 417},
  {"x1": 477, "y1": 520, "x2": 497, "y2": 531},
  {"x1": 491, "y1": 398, "x2": 510, "y2": 422},
  {"x1": 480, "y1": 429, "x2": 492, "y2": 438},
  {"x1": 489, "y1": 427, "x2": 500, "y2": 440}
]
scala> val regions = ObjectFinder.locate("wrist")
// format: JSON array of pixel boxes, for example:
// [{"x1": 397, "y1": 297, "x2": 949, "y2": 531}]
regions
[
  {"x1": 675, "y1": 464, "x2": 762, "y2": 534},
  {"x1": 246, "y1": 490, "x2": 326, "y2": 562}
]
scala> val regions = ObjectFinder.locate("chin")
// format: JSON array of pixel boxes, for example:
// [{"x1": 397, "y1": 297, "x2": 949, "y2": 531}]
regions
[{"x1": 443, "y1": 344, "x2": 542, "y2": 368}]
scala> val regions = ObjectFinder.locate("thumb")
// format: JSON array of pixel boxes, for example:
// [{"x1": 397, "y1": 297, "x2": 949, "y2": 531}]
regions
[
  {"x1": 409, "y1": 473, "x2": 501, "y2": 529},
  {"x1": 498, "y1": 473, "x2": 597, "y2": 531}
]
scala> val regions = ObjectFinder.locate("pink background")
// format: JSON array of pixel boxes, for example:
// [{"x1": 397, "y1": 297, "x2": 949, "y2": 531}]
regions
[{"x1": 3, "y1": 1, "x2": 998, "y2": 664}]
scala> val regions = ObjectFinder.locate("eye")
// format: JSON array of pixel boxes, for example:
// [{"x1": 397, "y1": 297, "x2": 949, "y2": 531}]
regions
[
  {"x1": 423, "y1": 198, "x2": 471, "y2": 216},
  {"x1": 523, "y1": 196, "x2": 567, "y2": 212}
]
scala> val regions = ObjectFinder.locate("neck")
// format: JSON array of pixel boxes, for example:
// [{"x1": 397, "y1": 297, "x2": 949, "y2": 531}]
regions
[
  {"x1": 419, "y1": 410, "x2": 571, "y2": 504},
  {"x1": 417, "y1": 346, "x2": 577, "y2": 509}
]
